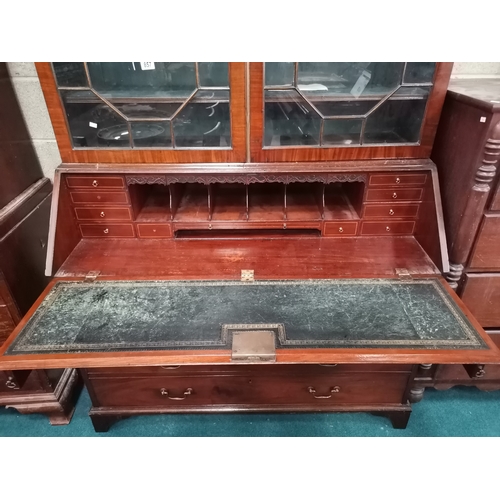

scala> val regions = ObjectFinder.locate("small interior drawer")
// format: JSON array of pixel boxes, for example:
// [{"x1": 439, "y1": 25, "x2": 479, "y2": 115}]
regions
[
  {"x1": 363, "y1": 203, "x2": 420, "y2": 219},
  {"x1": 360, "y1": 221, "x2": 415, "y2": 235},
  {"x1": 323, "y1": 221, "x2": 358, "y2": 237},
  {"x1": 79, "y1": 223, "x2": 135, "y2": 238},
  {"x1": 66, "y1": 176, "x2": 125, "y2": 190},
  {"x1": 365, "y1": 188, "x2": 423, "y2": 202},
  {"x1": 137, "y1": 224, "x2": 172, "y2": 238},
  {"x1": 369, "y1": 174, "x2": 427, "y2": 186},
  {"x1": 70, "y1": 191, "x2": 130, "y2": 205},
  {"x1": 75, "y1": 207, "x2": 132, "y2": 221}
]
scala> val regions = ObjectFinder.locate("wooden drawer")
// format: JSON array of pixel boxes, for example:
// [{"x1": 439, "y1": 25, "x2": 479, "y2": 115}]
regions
[
  {"x1": 88, "y1": 371, "x2": 409, "y2": 407},
  {"x1": 70, "y1": 191, "x2": 130, "y2": 205},
  {"x1": 469, "y1": 215, "x2": 500, "y2": 269},
  {"x1": 323, "y1": 221, "x2": 358, "y2": 237},
  {"x1": 361, "y1": 221, "x2": 415, "y2": 235},
  {"x1": 461, "y1": 273, "x2": 500, "y2": 327},
  {"x1": 75, "y1": 207, "x2": 132, "y2": 221},
  {"x1": 369, "y1": 174, "x2": 427, "y2": 186},
  {"x1": 137, "y1": 224, "x2": 172, "y2": 238},
  {"x1": 363, "y1": 204, "x2": 420, "y2": 219},
  {"x1": 490, "y1": 181, "x2": 500, "y2": 211},
  {"x1": 365, "y1": 188, "x2": 423, "y2": 202},
  {"x1": 66, "y1": 176, "x2": 125, "y2": 190},
  {"x1": 80, "y1": 224, "x2": 135, "y2": 238}
]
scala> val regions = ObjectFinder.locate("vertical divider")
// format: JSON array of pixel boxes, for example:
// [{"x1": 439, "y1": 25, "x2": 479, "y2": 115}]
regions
[
  {"x1": 284, "y1": 184, "x2": 288, "y2": 221},
  {"x1": 245, "y1": 184, "x2": 249, "y2": 221},
  {"x1": 321, "y1": 184, "x2": 326, "y2": 220},
  {"x1": 207, "y1": 184, "x2": 213, "y2": 221}
]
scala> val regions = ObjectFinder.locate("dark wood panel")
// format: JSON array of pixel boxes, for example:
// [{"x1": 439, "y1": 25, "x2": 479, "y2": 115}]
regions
[
  {"x1": 363, "y1": 204, "x2": 420, "y2": 219},
  {"x1": 491, "y1": 180, "x2": 500, "y2": 211},
  {"x1": 35, "y1": 62, "x2": 247, "y2": 164},
  {"x1": 66, "y1": 176, "x2": 125, "y2": 189},
  {"x1": 469, "y1": 215, "x2": 500, "y2": 269},
  {"x1": 75, "y1": 207, "x2": 132, "y2": 221},
  {"x1": 70, "y1": 191, "x2": 130, "y2": 205},
  {"x1": 360, "y1": 221, "x2": 415, "y2": 235},
  {"x1": 80, "y1": 224, "x2": 135, "y2": 238},
  {"x1": 0, "y1": 305, "x2": 15, "y2": 346},
  {"x1": 323, "y1": 221, "x2": 358, "y2": 236},
  {"x1": 137, "y1": 224, "x2": 172, "y2": 238},
  {"x1": 365, "y1": 188, "x2": 423, "y2": 202},
  {"x1": 369, "y1": 174, "x2": 427, "y2": 186},
  {"x1": 461, "y1": 273, "x2": 500, "y2": 327}
]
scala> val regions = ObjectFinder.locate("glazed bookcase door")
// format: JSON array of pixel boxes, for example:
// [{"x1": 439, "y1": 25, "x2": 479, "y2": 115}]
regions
[
  {"x1": 36, "y1": 62, "x2": 246, "y2": 163},
  {"x1": 250, "y1": 62, "x2": 453, "y2": 162}
]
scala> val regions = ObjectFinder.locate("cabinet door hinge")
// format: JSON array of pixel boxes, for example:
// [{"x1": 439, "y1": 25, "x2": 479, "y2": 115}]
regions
[
  {"x1": 395, "y1": 268, "x2": 413, "y2": 280},
  {"x1": 84, "y1": 270, "x2": 101, "y2": 282},
  {"x1": 241, "y1": 270, "x2": 254, "y2": 282}
]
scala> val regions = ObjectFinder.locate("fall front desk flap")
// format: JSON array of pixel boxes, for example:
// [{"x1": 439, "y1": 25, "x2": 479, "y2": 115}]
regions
[{"x1": 3, "y1": 279, "x2": 489, "y2": 355}]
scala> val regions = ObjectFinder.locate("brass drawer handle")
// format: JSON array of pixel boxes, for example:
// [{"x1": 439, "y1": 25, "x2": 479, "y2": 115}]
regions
[
  {"x1": 160, "y1": 388, "x2": 193, "y2": 400},
  {"x1": 389, "y1": 209, "x2": 395, "y2": 216},
  {"x1": 160, "y1": 365, "x2": 181, "y2": 370},
  {"x1": 338, "y1": 227, "x2": 343, "y2": 233},
  {"x1": 100, "y1": 211, "x2": 105, "y2": 218},
  {"x1": 308, "y1": 386, "x2": 340, "y2": 399},
  {"x1": 395, "y1": 177, "x2": 401, "y2": 184},
  {"x1": 318, "y1": 364, "x2": 338, "y2": 367},
  {"x1": 386, "y1": 226, "x2": 391, "y2": 232},
  {"x1": 92, "y1": 180, "x2": 99, "y2": 187},
  {"x1": 6, "y1": 377, "x2": 18, "y2": 390},
  {"x1": 103, "y1": 228, "x2": 109, "y2": 234},
  {"x1": 392, "y1": 192, "x2": 398, "y2": 199}
]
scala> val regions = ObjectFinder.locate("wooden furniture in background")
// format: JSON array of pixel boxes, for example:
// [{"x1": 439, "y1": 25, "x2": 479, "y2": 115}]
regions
[
  {"x1": 0, "y1": 63, "x2": 81, "y2": 424},
  {"x1": 429, "y1": 78, "x2": 500, "y2": 390}
]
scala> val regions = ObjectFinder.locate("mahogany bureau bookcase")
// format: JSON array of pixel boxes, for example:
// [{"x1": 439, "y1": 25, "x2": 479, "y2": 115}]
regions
[
  {"x1": 0, "y1": 63, "x2": 80, "y2": 424},
  {"x1": 0, "y1": 62, "x2": 498, "y2": 432},
  {"x1": 428, "y1": 78, "x2": 500, "y2": 390}
]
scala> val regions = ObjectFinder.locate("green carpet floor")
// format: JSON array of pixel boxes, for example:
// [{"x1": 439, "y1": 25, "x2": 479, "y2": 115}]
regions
[{"x1": 1, "y1": 386, "x2": 499, "y2": 436}]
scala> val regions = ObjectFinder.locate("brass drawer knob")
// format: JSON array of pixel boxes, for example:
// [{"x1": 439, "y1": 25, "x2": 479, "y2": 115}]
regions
[
  {"x1": 5, "y1": 377, "x2": 18, "y2": 390},
  {"x1": 100, "y1": 211, "x2": 105, "y2": 218},
  {"x1": 92, "y1": 180, "x2": 99, "y2": 187},
  {"x1": 338, "y1": 227, "x2": 343, "y2": 233},
  {"x1": 386, "y1": 226, "x2": 391, "y2": 232},
  {"x1": 160, "y1": 388, "x2": 193, "y2": 400},
  {"x1": 395, "y1": 177, "x2": 401, "y2": 184},
  {"x1": 103, "y1": 228, "x2": 109, "y2": 234},
  {"x1": 392, "y1": 192, "x2": 398, "y2": 199},
  {"x1": 389, "y1": 209, "x2": 395, "y2": 216},
  {"x1": 308, "y1": 386, "x2": 340, "y2": 399}
]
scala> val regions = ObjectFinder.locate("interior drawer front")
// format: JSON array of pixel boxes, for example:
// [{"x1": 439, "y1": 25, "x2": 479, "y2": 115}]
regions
[
  {"x1": 469, "y1": 215, "x2": 500, "y2": 269},
  {"x1": 80, "y1": 223, "x2": 135, "y2": 238},
  {"x1": 369, "y1": 174, "x2": 427, "y2": 186},
  {"x1": 365, "y1": 188, "x2": 423, "y2": 202},
  {"x1": 137, "y1": 224, "x2": 172, "y2": 238},
  {"x1": 70, "y1": 191, "x2": 130, "y2": 205},
  {"x1": 363, "y1": 203, "x2": 420, "y2": 219},
  {"x1": 89, "y1": 372, "x2": 409, "y2": 407},
  {"x1": 323, "y1": 221, "x2": 358, "y2": 236},
  {"x1": 361, "y1": 221, "x2": 415, "y2": 235},
  {"x1": 66, "y1": 176, "x2": 125, "y2": 190},
  {"x1": 461, "y1": 274, "x2": 500, "y2": 327},
  {"x1": 75, "y1": 207, "x2": 132, "y2": 221}
]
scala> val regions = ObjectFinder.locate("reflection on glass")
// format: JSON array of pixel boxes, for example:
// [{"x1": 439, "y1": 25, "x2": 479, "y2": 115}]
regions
[
  {"x1": 313, "y1": 100, "x2": 376, "y2": 117},
  {"x1": 114, "y1": 102, "x2": 180, "y2": 120},
  {"x1": 198, "y1": 62, "x2": 229, "y2": 87},
  {"x1": 173, "y1": 90, "x2": 231, "y2": 148},
  {"x1": 297, "y1": 62, "x2": 404, "y2": 97},
  {"x1": 323, "y1": 119, "x2": 363, "y2": 145},
  {"x1": 87, "y1": 62, "x2": 196, "y2": 98},
  {"x1": 364, "y1": 96, "x2": 428, "y2": 144},
  {"x1": 264, "y1": 89, "x2": 321, "y2": 146},
  {"x1": 265, "y1": 63, "x2": 294, "y2": 86},
  {"x1": 130, "y1": 122, "x2": 171, "y2": 147},
  {"x1": 53, "y1": 63, "x2": 87, "y2": 87},
  {"x1": 61, "y1": 90, "x2": 130, "y2": 148},
  {"x1": 403, "y1": 63, "x2": 436, "y2": 84}
]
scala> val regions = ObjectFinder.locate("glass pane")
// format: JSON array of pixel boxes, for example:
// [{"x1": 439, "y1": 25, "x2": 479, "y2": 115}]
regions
[
  {"x1": 87, "y1": 62, "x2": 196, "y2": 99},
  {"x1": 364, "y1": 95, "x2": 429, "y2": 144},
  {"x1": 173, "y1": 90, "x2": 231, "y2": 148},
  {"x1": 265, "y1": 62, "x2": 294, "y2": 86},
  {"x1": 323, "y1": 119, "x2": 363, "y2": 145},
  {"x1": 313, "y1": 100, "x2": 376, "y2": 117},
  {"x1": 130, "y1": 122, "x2": 171, "y2": 147},
  {"x1": 403, "y1": 63, "x2": 436, "y2": 84},
  {"x1": 264, "y1": 89, "x2": 321, "y2": 146},
  {"x1": 60, "y1": 90, "x2": 130, "y2": 148},
  {"x1": 53, "y1": 63, "x2": 87, "y2": 87},
  {"x1": 114, "y1": 102, "x2": 180, "y2": 120},
  {"x1": 198, "y1": 62, "x2": 229, "y2": 87},
  {"x1": 297, "y1": 62, "x2": 404, "y2": 98}
]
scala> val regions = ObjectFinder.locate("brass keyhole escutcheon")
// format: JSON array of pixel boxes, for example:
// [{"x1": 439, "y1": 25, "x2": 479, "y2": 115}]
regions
[
  {"x1": 389, "y1": 209, "x2": 395, "y2": 216},
  {"x1": 338, "y1": 227, "x2": 343, "y2": 233},
  {"x1": 92, "y1": 180, "x2": 99, "y2": 187},
  {"x1": 392, "y1": 192, "x2": 398, "y2": 199}
]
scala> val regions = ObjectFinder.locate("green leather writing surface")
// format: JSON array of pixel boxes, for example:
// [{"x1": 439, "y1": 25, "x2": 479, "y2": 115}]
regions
[{"x1": 5, "y1": 279, "x2": 487, "y2": 355}]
